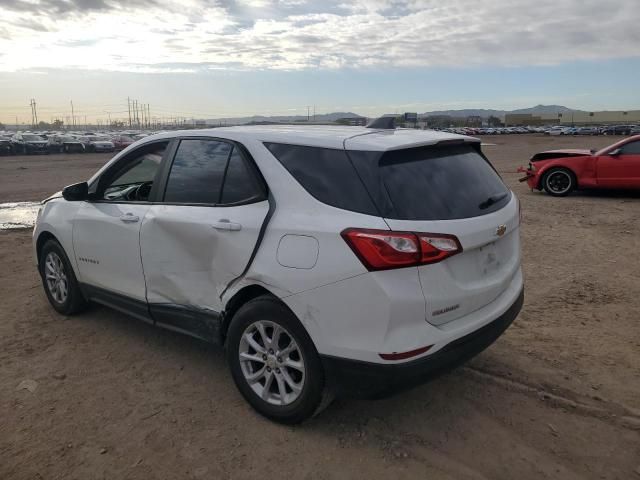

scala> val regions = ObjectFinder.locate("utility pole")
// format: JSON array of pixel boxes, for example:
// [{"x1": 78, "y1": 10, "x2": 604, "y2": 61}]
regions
[
  {"x1": 127, "y1": 97, "x2": 132, "y2": 127},
  {"x1": 30, "y1": 99, "x2": 39, "y2": 127},
  {"x1": 70, "y1": 100, "x2": 75, "y2": 127},
  {"x1": 307, "y1": 106, "x2": 310, "y2": 122},
  {"x1": 313, "y1": 105, "x2": 316, "y2": 122},
  {"x1": 147, "y1": 104, "x2": 151, "y2": 129}
]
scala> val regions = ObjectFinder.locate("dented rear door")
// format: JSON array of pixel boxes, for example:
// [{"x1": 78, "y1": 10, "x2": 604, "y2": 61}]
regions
[
  {"x1": 140, "y1": 138, "x2": 269, "y2": 313},
  {"x1": 140, "y1": 201, "x2": 269, "y2": 312}
]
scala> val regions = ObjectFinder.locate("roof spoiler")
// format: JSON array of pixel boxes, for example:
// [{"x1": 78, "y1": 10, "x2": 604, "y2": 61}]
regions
[{"x1": 366, "y1": 116, "x2": 396, "y2": 130}]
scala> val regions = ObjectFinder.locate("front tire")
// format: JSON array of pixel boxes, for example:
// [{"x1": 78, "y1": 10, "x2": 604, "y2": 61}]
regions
[
  {"x1": 542, "y1": 168, "x2": 575, "y2": 197},
  {"x1": 39, "y1": 240, "x2": 88, "y2": 315},
  {"x1": 226, "y1": 296, "x2": 329, "y2": 424}
]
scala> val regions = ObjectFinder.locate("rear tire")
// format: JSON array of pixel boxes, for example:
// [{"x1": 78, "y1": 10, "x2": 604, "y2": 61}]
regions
[
  {"x1": 542, "y1": 168, "x2": 575, "y2": 197},
  {"x1": 225, "y1": 296, "x2": 329, "y2": 424},
  {"x1": 39, "y1": 240, "x2": 88, "y2": 315}
]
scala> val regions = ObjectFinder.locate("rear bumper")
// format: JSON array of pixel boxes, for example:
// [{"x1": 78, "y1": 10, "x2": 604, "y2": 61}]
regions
[{"x1": 320, "y1": 287, "x2": 524, "y2": 398}]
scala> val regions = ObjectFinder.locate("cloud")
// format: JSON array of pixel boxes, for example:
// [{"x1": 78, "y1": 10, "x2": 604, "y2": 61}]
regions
[
  {"x1": 9, "y1": 18, "x2": 55, "y2": 32},
  {"x1": 0, "y1": 0, "x2": 639, "y2": 72},
  {"x1": 1, "y1": 0, "x2": 157, "y2": 15}
]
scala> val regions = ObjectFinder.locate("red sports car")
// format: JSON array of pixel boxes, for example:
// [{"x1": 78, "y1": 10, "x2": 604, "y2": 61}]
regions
[{"x1": 518, "y1": 135, "x2": 640, "y2": 196}]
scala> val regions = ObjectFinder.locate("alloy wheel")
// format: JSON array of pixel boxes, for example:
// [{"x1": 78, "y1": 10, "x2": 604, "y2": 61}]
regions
[
  {"x1": 239, "y1": 320, "x2": 305, "y2": 406},
  {"x1": 44, "y1": 252, "x2": 68, "y2": 304},
  {"x1": 546, "y1": 171, "x2": 572, "y2": 195}
]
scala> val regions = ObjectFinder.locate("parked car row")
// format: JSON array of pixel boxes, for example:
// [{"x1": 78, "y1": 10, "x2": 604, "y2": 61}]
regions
[
  {"x1": 433, "y1": 125, "x2": 640, "y2": 136},
  {"x1": 545, "y1": 125, "x2": 640, "y2": 136},
  {"x1": 436, "y1": 127, "x2": 543, "y2": 135},
  {"x1": 0, "y1": 130, "x2": 153, "y2": 155}
]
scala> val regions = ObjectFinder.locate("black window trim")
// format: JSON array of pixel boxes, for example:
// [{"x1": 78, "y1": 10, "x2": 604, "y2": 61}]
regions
[{"x1": 158, "y1": 136, "x2": 268, "y2": 208}]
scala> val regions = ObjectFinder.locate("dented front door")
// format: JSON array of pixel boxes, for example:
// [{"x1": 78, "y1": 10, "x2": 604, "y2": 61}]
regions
[{"x1": 139, "y1": 201, "x2": 269, "y2": 312}]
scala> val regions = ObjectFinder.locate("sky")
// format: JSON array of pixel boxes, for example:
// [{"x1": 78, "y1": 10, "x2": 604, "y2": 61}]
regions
[{"x1": 1, "y1": 0, "x2": 639, "y2": 125}]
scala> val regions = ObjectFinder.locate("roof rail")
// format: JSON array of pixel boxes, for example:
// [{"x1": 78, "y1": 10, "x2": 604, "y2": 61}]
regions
[{"x1": 366, "y1": 116, "x2": 396, "y2": 129}]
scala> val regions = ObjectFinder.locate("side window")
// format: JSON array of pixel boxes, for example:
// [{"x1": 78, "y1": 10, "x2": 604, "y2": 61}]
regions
[
  {"x1": 620, "y1": 141, "x2": 640, "y2": 155},
  {"x1": 102, "y1": 142, "x2": 167, "y2": 202},
  {"x1": 264, "y1": 142, "x2": 379, "y2": 215},
  {"x1": 220, "y1": 149, "x2": 264, "y2": 204},
  {"x1": 164, "y1": 139, "x2": 232, "y2": 204},
  {"x1": 163, "y1": 139, "x2": 265, "y2": 205}
]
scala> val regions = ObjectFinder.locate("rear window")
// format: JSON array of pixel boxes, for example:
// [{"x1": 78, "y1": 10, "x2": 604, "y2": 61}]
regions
[
  {"x1": 374, "y1": 144, "x2": 510, "y2": 220},
  {"x1": 265, "y1": 142, "x2": 509, "y2": 221}
]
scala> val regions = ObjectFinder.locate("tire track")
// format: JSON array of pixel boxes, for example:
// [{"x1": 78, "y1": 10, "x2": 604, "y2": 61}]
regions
[{"x1": 463, "y1": 365, "x2": 640, "y2": 431}]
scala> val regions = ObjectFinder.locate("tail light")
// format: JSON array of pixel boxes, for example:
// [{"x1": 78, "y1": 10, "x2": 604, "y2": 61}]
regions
[{"x1": 341, "y1": 228, "x2": 462, "y2": 271}]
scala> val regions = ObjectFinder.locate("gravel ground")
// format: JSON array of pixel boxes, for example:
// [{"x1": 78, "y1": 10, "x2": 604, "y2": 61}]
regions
[{"x1": 1, "y1": 135, "x2": 639, "y2": 479}]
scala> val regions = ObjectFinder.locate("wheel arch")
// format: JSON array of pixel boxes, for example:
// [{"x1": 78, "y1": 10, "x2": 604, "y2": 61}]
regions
[
  {"x1": 35, "y1": 230, "x2": 59, "y2": 267},
  {"x1": 221, "y1": 284, "x2": 279, "y2": 342},
  {"x1": 538, "y1": 164, "x2": 579, "y2": 190}
]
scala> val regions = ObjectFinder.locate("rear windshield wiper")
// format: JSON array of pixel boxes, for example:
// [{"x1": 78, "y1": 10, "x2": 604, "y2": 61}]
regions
[{"x1": 478, "y1": 192, "x2": 509, "y2": 210}]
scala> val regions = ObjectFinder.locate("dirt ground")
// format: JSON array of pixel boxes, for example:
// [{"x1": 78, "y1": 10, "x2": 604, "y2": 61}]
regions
[
  {"x1": 1, "y1": 135, "x2": 639, "y2": 479},
  {"x1": 0, "y1": 152, "x2": 112, "y2": 203}
]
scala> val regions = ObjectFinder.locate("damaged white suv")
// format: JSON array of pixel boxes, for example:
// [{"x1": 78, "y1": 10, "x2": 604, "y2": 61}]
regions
[{"x1": 34, "y1": 123, "x2": 524, "y2": 423}]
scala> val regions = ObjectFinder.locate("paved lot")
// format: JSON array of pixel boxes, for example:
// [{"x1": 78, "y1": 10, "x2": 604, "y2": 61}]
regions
[{"x1": 1, "y1": 135, "x2": 639, "y2": 479}]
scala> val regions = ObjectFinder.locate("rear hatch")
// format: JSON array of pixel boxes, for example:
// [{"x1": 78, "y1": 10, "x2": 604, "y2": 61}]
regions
[{"x1": 346, "y1": 141, "x2": 520, "y2": 326}]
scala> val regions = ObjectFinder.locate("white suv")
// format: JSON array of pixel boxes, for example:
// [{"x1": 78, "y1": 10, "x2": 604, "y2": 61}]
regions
[{"x1": 34, "y1": 125, "x2": 524, "y2": 423}]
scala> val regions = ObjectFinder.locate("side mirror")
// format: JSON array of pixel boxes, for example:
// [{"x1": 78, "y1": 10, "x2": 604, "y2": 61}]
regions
[
  {"x1": 609, "y1": 148, "x2": 621, "y2": 156},
  {"x1": 62, "y1": 182, "x2": 89, "y2": 201}
]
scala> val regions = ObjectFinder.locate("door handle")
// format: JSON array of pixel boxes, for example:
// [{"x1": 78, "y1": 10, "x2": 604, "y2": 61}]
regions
[
  {"x1": 119, "y1": 213, "x2": 140, "y2": 223},
  {"x1": 212, "y1": 219, "x2": 242, "y2": 231}
]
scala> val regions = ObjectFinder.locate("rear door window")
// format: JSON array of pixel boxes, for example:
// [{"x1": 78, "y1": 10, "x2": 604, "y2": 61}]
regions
[
  {"x1": 220, "y1": 149, "x2": 264, "y2": 204},
  {"x1": 164, "y1": 139, "x2": 265, "y2": 205},
  {"x1": 164, "y1": 139, "x2": 232, "y2": 204}
]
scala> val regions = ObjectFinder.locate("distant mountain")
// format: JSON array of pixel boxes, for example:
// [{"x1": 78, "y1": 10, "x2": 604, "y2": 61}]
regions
[
  {"x1": 423, "y1": 109, "x2": 505, "y2": 118},
  {"x1": 511, "y1": 105, "x2": 585, "y2": 115},
  {"x1": 206, "y1": 112, "x2": 363, "y2": 125},
  {"x1": 423, "y1": 105, "x2": 584, "y2": 118},
  {"x1": 202, "y1": 106, "x2": 584, "y2": 125}
]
